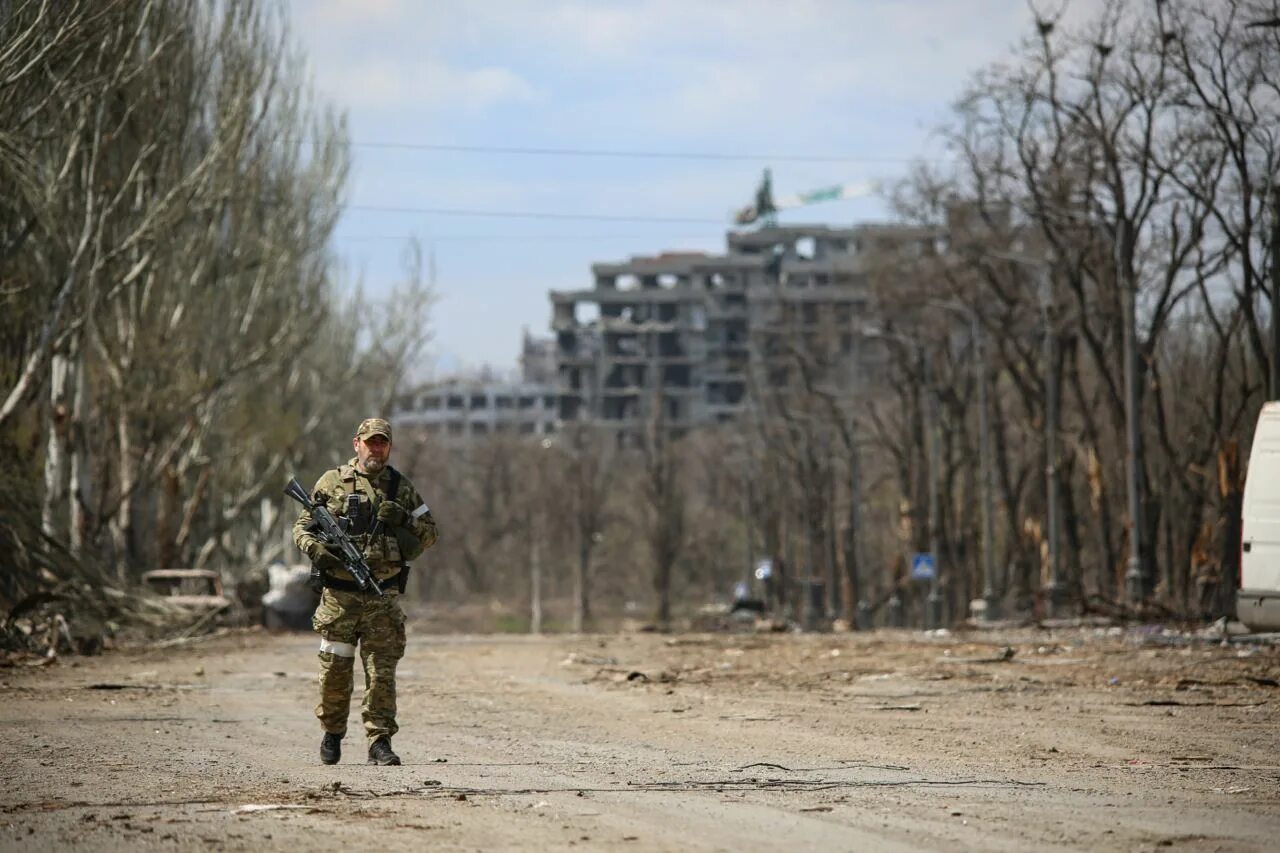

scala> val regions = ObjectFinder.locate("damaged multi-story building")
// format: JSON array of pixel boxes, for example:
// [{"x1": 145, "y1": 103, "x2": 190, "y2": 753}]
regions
[
  {"x1": 392, "y1": 333, "x2": 560, "y2": 444},
  {"x1": 550, "y1": 223, "x2": 937, "y2": 441}
]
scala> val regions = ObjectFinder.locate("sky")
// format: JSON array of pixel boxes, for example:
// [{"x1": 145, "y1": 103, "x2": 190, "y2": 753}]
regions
[{"x1": 285, "y1": 0, "x2": 1104, "y2": 377}]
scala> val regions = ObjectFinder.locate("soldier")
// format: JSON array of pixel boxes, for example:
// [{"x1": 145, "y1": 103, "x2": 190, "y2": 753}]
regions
[{"x1": 292, "y1": 418, "x2": 438, "y2": 766}]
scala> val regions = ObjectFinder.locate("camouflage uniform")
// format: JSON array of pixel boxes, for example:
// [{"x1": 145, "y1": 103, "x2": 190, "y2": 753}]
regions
[
  {"x1": 309, "y1": 588, "x2": 407, "y2": 741},
  {"x1": 292, "y1": 420, "x2": 438, "y2": 745}
]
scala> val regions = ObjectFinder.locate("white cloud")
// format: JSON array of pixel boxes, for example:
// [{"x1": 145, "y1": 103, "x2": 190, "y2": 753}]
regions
[
  {"x1": 307, "y1": 0, "x2": 414, "y2": 28},
  {"x1": 312, "y1": 57, "x2": 537, "y2": 113}
]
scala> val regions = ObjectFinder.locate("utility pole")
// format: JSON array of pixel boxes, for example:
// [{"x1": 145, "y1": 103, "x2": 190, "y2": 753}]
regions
[
  {"x1": 531, "y1": 438, "x2": 554, "y2": 634},
  {"x1": 849, "y1": 334, "x2": 870, "y2": 629},
  {"x1": 924, "y1": 349, "x2": 944, "y2": 630},
  {"x1": 800, "y1": 499, "x2": 815, "y2": 631},
  {"x1": 529, "y1": 526, "x2": 543, "y2": 634},
  {"x1": 852, "y1": 436, "x2": 871, "y2": 629},
  {"x1": 1118, "y1": 220, "x2": 1146, "y2": 606},
  {"x1": 973, "y1": 312, "x2": 999, "y2": 621},
  {"x1": 1040, "y1": 265, "x2": 1064, "y2": 616}
]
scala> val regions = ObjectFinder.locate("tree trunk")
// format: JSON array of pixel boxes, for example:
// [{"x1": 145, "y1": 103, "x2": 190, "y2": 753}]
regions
[
  {"x1": 1217, "y1": 442, "x2": 1244, "y2": 619},
  {"x1": 69, "y1": 332, "x2": 92, "y2": 559},
  {"x1": 654, "y1": 554, "x2": 671, "y2": 629},
  {"x1": 573, "y1": 536, "x2": 593, "y2": 633},
  {"x1": 112, "y1": 406, "x2": 138, "y2": 582},
  {"x1": 156, "y1": 464, "x2": 180, "y2": 569},
  {"x1": 842, "y1": 442, "x2": 864, "y2": 627},
  {"x1": 530, "y1": 524, "x2": 543, "y2": 634},
  {"x1": 826, "y1": 467, "x2": 840, "y2": 619},
  {"x1": 41, "y1": 350, "x2": 72, "y2": 540}
]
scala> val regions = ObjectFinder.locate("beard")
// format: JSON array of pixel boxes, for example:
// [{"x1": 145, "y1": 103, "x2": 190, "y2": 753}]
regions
[{"x1": 362, "y1": 457, "x2": 386, "y2": 475}]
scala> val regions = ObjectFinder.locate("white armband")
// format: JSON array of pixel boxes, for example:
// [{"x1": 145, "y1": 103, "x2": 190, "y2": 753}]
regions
[{"x1": 411, "y1": 503, "x2": 430, "y2": 519}]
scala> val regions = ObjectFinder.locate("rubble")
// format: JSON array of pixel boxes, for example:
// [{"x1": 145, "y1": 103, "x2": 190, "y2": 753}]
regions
[{"x1": 2, "y1": 481, "x2": 241, "y2": 662}]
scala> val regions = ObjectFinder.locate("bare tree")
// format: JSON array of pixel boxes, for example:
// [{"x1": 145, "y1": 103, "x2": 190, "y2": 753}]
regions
[{"x1": 3, "y1": 1, "x2": 444, "y2": 610}]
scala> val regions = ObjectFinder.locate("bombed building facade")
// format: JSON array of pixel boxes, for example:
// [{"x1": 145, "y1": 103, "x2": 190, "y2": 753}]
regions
[
  {"x1": 550, "y1": 223, "x2": 936, "y2": 442},
  {"x1": 392, "y1": 334, "x2": 560, "y2": 444},
  {"x1": 393, "y1": 222, "x2": 941, "y2": 445}
]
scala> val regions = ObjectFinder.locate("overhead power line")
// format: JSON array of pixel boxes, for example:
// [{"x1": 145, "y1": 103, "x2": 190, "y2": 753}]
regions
[
  {"x1": 335, "y1": 233, "x2": 726, "y2": 242},
  {"x1": 337, "y1": 140, "x2": 946, "y2": 164},
  {"x1": 346, "y1": 204, "x2": 728, "y2": 223}
]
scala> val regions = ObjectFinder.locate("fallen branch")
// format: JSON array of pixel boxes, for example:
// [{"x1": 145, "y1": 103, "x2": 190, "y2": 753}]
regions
[
  {"x1": 940, "y1": 646, "x2": 1016, "y2": 664},
  {"x1": 310, "y1": 777, "x2": 1048, "y2": 801},
  {"x1": 1123, "y1": 699, "x2": 1267, "y2": 708}
]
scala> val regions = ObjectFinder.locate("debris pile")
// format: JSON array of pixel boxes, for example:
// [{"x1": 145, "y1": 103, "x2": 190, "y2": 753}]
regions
[
  {"x1": 1, "y1": 478, "x2": 221, "y2": 663},
  {"x1": 1, "y1": 574, "x2": 228, "y2": 663}
]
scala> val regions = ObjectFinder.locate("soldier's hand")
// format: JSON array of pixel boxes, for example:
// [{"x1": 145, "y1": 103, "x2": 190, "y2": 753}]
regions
[
  {"x1": 305, "y1": 541, "x2": 343, "y2": 574},
  {"x1": 315, "y1": 549, "x2": 343, "y2": 574},
  {"x1": 377, "y1": 500, "x2": 409, "y2": 529}
]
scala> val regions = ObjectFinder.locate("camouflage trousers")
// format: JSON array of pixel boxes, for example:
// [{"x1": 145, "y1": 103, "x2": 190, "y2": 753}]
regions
[{"x1": 312, "y1": 587, "x2": 406, "y2": 743}]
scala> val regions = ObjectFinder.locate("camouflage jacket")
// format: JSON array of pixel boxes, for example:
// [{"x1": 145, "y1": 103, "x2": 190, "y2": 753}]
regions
[{"x1": 292, "y1": 458, "x2": 439, "y2": 582}]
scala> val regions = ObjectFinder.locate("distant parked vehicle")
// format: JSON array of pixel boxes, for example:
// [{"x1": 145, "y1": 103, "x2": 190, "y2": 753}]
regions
[
  {"x1": 1239, "y1": 402, "x2": 1280, "y2": 632},
  {"x1": 142, "y1": 569, "x2": 234, "y2": 616}
]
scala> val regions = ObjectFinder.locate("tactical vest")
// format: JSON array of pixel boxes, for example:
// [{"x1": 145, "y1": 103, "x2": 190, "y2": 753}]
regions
[{"x1": 339, "y1": 465, "x2": 403, "y2": 564}]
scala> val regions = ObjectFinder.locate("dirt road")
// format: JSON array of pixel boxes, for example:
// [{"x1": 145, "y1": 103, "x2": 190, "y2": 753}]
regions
[{"x1": 2, "y1": 623, "x2": 1278, "y2": 851}]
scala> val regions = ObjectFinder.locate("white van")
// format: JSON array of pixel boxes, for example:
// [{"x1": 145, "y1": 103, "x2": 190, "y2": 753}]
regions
[{"x1": 1239, "y1": 401, "x2": 1280, "y2": 631}]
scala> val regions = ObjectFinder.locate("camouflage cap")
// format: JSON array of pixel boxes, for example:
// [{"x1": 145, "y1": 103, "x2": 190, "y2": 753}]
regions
[{"x1": 355, "y1": 418, "x2": 392, "y2": 441}]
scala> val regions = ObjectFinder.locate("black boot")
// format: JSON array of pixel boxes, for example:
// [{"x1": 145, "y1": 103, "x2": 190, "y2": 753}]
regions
[
  {"x1": 320, "y1": 732, "x2": 342, "y2": 765},
  {"x1": 367, "y1": 737, "x2": 401, "y2": 766}
]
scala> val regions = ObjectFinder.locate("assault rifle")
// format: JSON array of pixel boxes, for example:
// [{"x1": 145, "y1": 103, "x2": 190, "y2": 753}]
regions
[{"x1": 284, "y1": 477, "x2": 384, "y2": 597}]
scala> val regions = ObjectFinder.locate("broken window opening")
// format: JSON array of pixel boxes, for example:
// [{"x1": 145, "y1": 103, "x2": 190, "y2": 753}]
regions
[{"x1": 663, "y1": 365, "x2": 691, "y2": 386}]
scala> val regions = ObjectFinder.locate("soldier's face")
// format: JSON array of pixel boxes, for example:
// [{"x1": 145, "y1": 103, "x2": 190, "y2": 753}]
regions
[{"x1": 354, "y1": 434, "x2": 391, "y2": 474}]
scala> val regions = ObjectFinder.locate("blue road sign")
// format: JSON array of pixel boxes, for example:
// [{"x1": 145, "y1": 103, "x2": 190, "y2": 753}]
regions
[{"x1": 910, "y1": 552, "x2": 936, "y2": 581}]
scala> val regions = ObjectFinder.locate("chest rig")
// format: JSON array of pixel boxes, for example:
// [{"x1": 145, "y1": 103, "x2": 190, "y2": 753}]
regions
[{"x1": 338, "y1": 466, "x2": 402, "y2": 556}]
